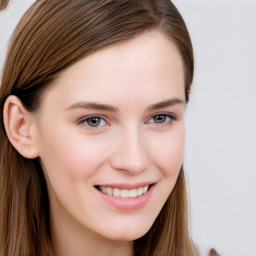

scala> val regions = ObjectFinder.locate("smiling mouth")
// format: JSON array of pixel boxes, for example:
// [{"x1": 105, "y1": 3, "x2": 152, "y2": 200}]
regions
[{"x1": 95, "y1": 185, "x2": 151, "y2": 198}]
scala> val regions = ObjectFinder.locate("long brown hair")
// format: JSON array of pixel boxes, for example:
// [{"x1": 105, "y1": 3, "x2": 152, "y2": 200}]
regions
[{"x1": 0, "y1": 1, "x2": 196, "y2": 255}]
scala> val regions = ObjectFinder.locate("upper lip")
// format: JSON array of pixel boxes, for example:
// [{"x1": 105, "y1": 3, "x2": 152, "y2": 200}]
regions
[{"x1": 95, "y1": 182, "x2": 155, "y2": 189}]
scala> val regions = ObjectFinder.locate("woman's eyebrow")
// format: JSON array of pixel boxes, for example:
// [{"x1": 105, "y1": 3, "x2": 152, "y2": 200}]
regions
[
  {"x1": 65, "y1": 98, "x2": 184, "y2": 112},
  {"x1": 147, "y1": 98, "x2": 185, "y2": 111},
  {"x1": 65, "y1": 101, "x2": 119, "y2": 112}
]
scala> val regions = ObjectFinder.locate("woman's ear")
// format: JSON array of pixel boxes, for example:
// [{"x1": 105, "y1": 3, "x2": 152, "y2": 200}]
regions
[{"x1": 3, "y1": 95, "x2": 39, "y2": 159}]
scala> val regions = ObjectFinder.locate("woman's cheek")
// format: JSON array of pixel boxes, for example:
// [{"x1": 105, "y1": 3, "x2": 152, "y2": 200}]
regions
[
  {"x1": 151, "y1": 127, "x2": 185, "y2": 177},
  {"x1": 51, "y1": 133, "x2": 110, "y2": 179}
]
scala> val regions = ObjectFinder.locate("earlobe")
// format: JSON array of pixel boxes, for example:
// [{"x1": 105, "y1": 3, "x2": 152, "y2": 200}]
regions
[{"x1": 3, "y1": 95, "x2": 39, "y2": 159}]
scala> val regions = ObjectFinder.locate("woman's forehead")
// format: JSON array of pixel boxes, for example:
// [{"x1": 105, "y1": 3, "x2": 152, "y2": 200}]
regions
[{"x1": 42, "y1": 30, "x2": 185, "y2": 105}]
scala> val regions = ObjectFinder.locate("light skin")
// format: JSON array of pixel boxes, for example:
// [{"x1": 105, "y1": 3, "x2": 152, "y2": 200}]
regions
[{"x1": 4, "y1": 30, "x2": 186, "y2": 256}]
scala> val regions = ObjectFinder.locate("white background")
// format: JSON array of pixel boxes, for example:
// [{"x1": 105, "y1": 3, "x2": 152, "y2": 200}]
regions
[{"x1": 1, "y1": 1, "x2": 256, "y2": 255}]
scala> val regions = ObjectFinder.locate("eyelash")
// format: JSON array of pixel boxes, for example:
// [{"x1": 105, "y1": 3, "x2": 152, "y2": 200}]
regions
[
  {"x1": 77, "y1": 113, "x2": 177, "y2": 129},
  {"x1": 77, "y1": 115, "x2": 109, "y2": 129},
  {"x1": 146, "y1": 113, "x2": 177, "y2": 126}
]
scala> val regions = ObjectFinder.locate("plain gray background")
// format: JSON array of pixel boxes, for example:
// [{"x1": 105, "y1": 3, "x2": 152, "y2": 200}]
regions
[{"x1": 1, "y1": 1, "x2": 256, "y2": 255}]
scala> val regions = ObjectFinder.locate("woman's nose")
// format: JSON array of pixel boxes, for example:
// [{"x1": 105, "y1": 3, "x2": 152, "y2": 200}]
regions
[{"x1": 109, "y1": 127, "x2": 150, "y2": 175}]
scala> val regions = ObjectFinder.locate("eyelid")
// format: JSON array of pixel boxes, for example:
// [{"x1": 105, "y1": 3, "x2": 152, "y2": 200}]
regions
[{"x1": 145, "y1": 112, "x2": 178, "y2": 125}]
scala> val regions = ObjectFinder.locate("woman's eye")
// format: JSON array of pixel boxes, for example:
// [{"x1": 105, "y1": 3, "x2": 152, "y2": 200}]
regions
[
  {"x1": 153, "y1": 114, "x2": 167, "y2": 123},
  {"x1": 79, "y1": 116, "x2": 107, "y2": 128},
  {"x1": 147, "y1": 114, "x2": 176, "y2": 125}
]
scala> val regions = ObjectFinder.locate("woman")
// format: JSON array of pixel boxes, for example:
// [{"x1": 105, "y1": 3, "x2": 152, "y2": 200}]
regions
[{"x1": 0, "y1": 0, "x2": 198, "y2": 255}]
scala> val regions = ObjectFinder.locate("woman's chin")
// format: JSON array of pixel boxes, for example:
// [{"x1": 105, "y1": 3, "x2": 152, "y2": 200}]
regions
[{"x1": 101, "y1": 226, "x2": 151, "y2": 242}]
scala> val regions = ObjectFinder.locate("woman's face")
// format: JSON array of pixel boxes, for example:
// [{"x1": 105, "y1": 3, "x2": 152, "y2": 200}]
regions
[{"x1": 33, "y1": 30, "x2": 185, "y2": 242}]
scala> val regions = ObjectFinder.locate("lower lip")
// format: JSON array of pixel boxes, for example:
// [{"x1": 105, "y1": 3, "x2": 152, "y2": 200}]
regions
[{"x1": 96, "y1": 185, "x2": 154, "y2": 210}]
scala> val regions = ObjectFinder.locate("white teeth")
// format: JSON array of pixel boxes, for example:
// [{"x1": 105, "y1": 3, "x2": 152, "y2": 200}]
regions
[
  {"x1": 99, "y1": 185, "x2": 150, "y2": 198},
  {"x1": 128, "y1": 189, "x2": 137, "y2": 198},
  {"x1": 120, "y1": 189, "x2": 128, "y2": 198},
  {"x1": 113, "y1": 188, "x2": 120, "y2": 197},
  {"x1": 106, "y1": 187, "x2": 112, "y2": 196},
  {"x1": 143, "y1": 185, "x2": 149, "y2": 193},
  {"x1": 137, "y1": 187, "x2": 144, "y2": 196},
  {"x1": 102, "y1": 187, "x2": 107, "y2": 194}
]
